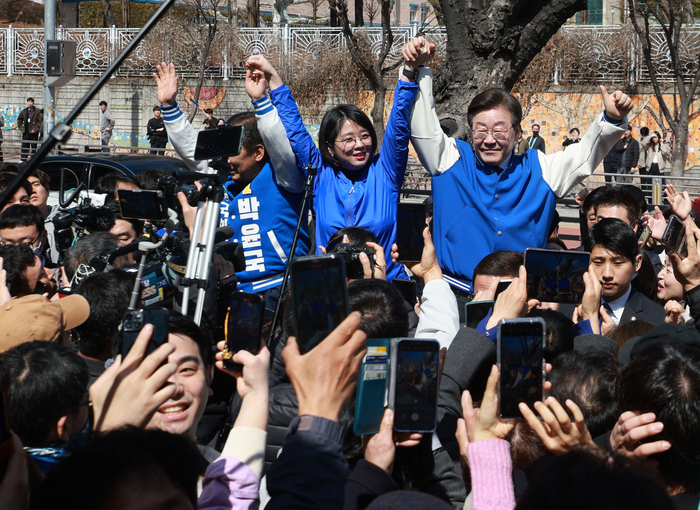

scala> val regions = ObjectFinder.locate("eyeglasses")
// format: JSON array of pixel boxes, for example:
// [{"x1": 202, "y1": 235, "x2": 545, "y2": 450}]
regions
[
  {"x1": 473, "y1": 127, "x2": 513, "y2": 141},
  {"x1": 335, "y1": 133, "x2": 372, "y2": 150}
]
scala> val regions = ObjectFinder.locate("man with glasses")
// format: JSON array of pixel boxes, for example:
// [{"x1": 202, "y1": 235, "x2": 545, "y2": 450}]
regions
[
  {"x1": 405, "y1": 38, "x2": 632, "y2": 298},
  {"x1": 0, "y1": 204, "x2": 49, "y2": 264}
]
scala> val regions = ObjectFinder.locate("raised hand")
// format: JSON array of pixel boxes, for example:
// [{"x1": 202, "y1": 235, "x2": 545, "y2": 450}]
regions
[
  {"x1": 647, "y1": 206, "x2": 668, "y2": 241},
  {"x1": 246, "y1": 54, "x2": 283, "y2": 91},
  {"x1": 520, "y1": 397, "x2": 594, "y2": 455},
  {"x1": 576, "y1": 269, "x2": 602, "y2": 334},
  {"x1": 600, "y1": 85, "x2": 633, "y2": 122},
  {"x1": 669, "y1": 221, "x2": 700, "y2": 291},
  {"x1": 360, "y1": 241, "x2": 387, "y2": 280},
  {"x1": 401, "y1": 36, "x2": 436, "y2": 71},
  {"x1": 401, "y1": 227, "x2": 442, "y2": 284},
  {"x1": 664, "y1": 300, "x2": 685, "y2": 324},
  {"x1": 609, "y1": 411, "x2": 671, "y2": 462},
  {"x1": 486, "y1": 265, "x2": 539, "y2": 330},
  {"x1": 665, "y1": 184, "x2": 693, "y2": 222},
  {"x1": 153, "y1": 62, "x2": 179, "y2": 107},
  {"x1": 362, "y1": 409, "x2": 422, "y2": 474},
  {"x1": 245, "y1": 67, "x2": 268, "y2": 101}
]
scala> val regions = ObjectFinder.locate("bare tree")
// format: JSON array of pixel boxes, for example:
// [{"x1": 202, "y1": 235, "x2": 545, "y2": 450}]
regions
[
  {"x1": 327, "y1": 0, "x2": 401, "y2": 142},
  {"x1": 100, "y1": 0, "x2": 118, "y2": 27},
  {"x1": 309, "y1": 0, "x2": 326, "y2": 24},
  {"x1": 122, "y1": 0, "x2": 131, "y2": 27},
  {"x1": 364, "y1": 0, "x2": 380, "y2": 26},
  {"x1": 434, "y1": 0, "x2": 588, "y2": 139},
  {"x1": 355, "y1": 0, "x2": 364, "y2": 26},
  {"x1": 628, "y1": 0, "x2": 700, "y2": 176},
  {"x1": 247, "y1": 0, "x2": 259, "y2": 26}
]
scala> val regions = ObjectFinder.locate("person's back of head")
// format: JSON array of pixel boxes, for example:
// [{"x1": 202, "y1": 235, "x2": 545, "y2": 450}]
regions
[
  {"x1": 526, "y1": 308, "x2": 575, "y2": 362},
  {"x1": 617, "y1": 342, "x2": 700, "y2": 493},
  {"x1": 515, "y1": 447, "x2": 673, "y2": 510},
  {"x1": 63, "y1": 232, "x2": 123, "y2": 283},
  {"x1": 348, "y1": 279, "x2": 409, "y2": 338},
  {"x1": 591, "y1": 186, "x2": 642, "y2": 228},
  {"x1": 0, "y1": 243, "x2": 37, "y2": 297},
  {"x1": 609, "y1": 319, "x2": 655, "y2": 353},
  {"x1": 2, "y1": 341, "x2": 88, "y2": 447},
  {"x1": 135, "y1": 168, "x2": 169, "y2": 190},
  {"x1": 73, "y1": 269, "x2": 134, "y2": 359},
  {"x1": 32, "y1": 427, "x2": 202, "y2": 510},
  {"x1": 510, "y1": 421, "x2": 548, "y2": 470},
  {"x1": 0, "y1": 203, "x2": 44, "y2": 236},
  {"x1": 473, "y1": 250, "x2": 524, "y2": 281},
  {"x1": 548, "y1": 348, "x2": 620, "y2": 437},
  {"x1": 327, "y1": 226, "x2": 379, "y2": 251}
]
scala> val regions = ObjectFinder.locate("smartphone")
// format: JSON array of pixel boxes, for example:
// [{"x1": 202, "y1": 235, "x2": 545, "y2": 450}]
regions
[
  {"x1": 0, "y1": 387, "x2": 13, "y2": 481},
  {"x1": 393, "y1": 278, "x2": 417, "y2": 306},
  {"x1": 497, "y1": 317, "x2": 545, "y2": 420},
  {"x1": 194, "y1": 125, "x2": 244, "y2": 161},
  {"x1": 524, "y1": 248, "x2": 590, "y2": 304},
  {"x1": 354, "y1": 338, "x2": 391, "y2": 436},
  {"x1": 465, "y1": 300, "x2": 494, "y2": 329},
  {"x1": 396, "y1": 203, "x2": 428, "y2": 263},
  {"x1": 222, "y1": 292, "x2": 265, "y2": 371},
  {"x1": 290, "y1": 254, "x2": 349, "y2": 355},
  {"x1": 495, "y1": 279, "x2": 512, "y2": 299},
  {"x1": 117, "y1": 189, "x2": 169, "y2": 222},
  {"x1": 390, "y1": 338, "x2": 440, "y2": 433},
  {"x1": 662, "y1": 215, "x2": 688, "y2": 257},
  {"x1": 120, "y1": 308, "x2": 170, "y2": 358}
]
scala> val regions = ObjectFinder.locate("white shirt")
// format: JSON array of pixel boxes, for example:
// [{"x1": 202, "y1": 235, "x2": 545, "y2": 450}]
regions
[{"x1": 602, "y1": 285, "x2": 633, "y2": 326}]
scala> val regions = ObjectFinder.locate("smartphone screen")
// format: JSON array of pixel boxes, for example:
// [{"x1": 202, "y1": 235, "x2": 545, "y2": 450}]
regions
[
  {"x1": 223, "y1": 293, "x2": 265, "y2": 371},
  {"x1": 396, "y1": 203, "x2": 428, "y2": 263},
  {"x1": 393, "y1": 278, "x2": 417, "y2": 306},
  {"x1": 495, "y1": 279, "x2": 512, "y2": 300},
  {"x1": 194, "y1": 125, "x2": 244, "y2": 161},
  {"x1": 465, "y1": 300, "x2": 494, "y2": 329},
  {"x1": 524, "y1": 248, "x2": 590, "y2": 304},
  {"x1": 117, "y1": 189, "x2": 169, "y2": 221},
  {"x1": 291, "y1": 255, "x2": 348, "y2": 355},
  {"x1": 497, "y1": 318, "x2": 545, "y2": 420},
  {"x1": 662, "y1": 215, "x2": 687, "y2": 257},
  {"x1": 120, "y1": 308, "x2": 170, "y2": 358},
  {"x1": 393, "y1": 339, "x2": 440, "y2": 433}
]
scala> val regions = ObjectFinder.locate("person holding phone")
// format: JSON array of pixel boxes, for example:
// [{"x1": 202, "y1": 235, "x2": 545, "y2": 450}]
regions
[
  {"x1": 243, "y1": 38, "x2": 435, "y2": 282},
  {"x1": 405, "y1": 38, "x2": 632, "y2": 298}
]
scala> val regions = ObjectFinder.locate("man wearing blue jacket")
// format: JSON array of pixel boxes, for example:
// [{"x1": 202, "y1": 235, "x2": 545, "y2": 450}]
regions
[
  {"x1": 153, "y1": 63, "x2": 310, "y2": 305},
  {"x1": 405, "y1": 41, "x2": 633, "y2": 303}
]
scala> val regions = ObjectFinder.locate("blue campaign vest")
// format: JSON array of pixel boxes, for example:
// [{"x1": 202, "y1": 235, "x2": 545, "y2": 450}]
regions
[
  {"x1": 220, "y1": 162, "x2": 310, "y2": 293},
  {"x1": 431, "y1": 141, "x2": 557, "y2": 289}
]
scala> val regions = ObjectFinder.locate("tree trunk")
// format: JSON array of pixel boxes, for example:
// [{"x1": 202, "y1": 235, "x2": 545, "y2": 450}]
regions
[
  {"x1": 435, "y1": 0, "x2": 587, "y2": 139},
  {"x1": 671, "y1": 108, "x2": 690, "y2": 177},
  {"x1": 355, "y1": 0, "x2": 364, "y2": 26},
  {"x1": 371, "y1": 79, "x2": 386, "y2": 143},
  {"x1": 122, "y1": 0, "x2": 130, "y2": 27},
  {"x1": 247, "y1": 0, "x2": 258, "y2": 26},
  {"x1": 100, "y1": 0, "x2": 117, "y2": 27}
]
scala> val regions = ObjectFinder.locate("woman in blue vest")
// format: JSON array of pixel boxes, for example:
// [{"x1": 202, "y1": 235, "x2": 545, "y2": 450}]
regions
[{"x1": 244, "y1": 39, "x2": 434, "y2": 281}]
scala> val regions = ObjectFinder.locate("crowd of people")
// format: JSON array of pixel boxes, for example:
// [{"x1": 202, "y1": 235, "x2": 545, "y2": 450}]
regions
[{"x1": 0, "y1": 36, "x2": 699, "y2": 510}]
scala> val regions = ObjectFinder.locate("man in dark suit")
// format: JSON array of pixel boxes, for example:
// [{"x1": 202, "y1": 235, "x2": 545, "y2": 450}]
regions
[
  {"x1": 527, "y1": 123, "x2": 546, "y2": 153},
  {"x1": 585, "y1": 217, "x2": 665, "y2": 326},
  {"x1": 17, "y1": 98, "x2": 43, "y2": 161}
]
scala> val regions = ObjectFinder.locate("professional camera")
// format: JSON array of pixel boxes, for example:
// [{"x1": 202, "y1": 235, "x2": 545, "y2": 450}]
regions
[
  {"x1": 328, "y1": 243, "x2": 376, "y2": 279},
  {"x1": 52, "y1": 204, "x2": 116, "y2": 259},
  {"x1": 154, "y1": 175, "x2": 201, "y2": 212}
]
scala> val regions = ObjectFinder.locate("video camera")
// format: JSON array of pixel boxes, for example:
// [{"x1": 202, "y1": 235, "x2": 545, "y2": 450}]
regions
[{"x1": 52, "y1": 200, "x2": 116, "y2": 259}]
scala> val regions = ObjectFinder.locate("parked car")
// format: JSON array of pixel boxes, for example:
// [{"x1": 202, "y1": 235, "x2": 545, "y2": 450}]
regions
[{"x1": 38, "y1": 153, "x2": 192, "y2": 207}]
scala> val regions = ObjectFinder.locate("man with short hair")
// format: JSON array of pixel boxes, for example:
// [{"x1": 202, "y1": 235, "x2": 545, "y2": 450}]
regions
[
  {"x1": 17, "y1": 98, "x2": 42, "y2": 161},
  {"x1": 144, "y1": 313, "x2": 216, "y2": 458},
  {"x1": 0, "y1": 243, "x2": 55, "y2": 297},
  {"x1": 408, "y1": 45, "x2": 631, "y2": 296},
  {"x1": 617, "y1": 125, "x2": 640, "y2": 184},
  {"x1": 2, "y1": 341, "x2": 90, "y2": 474},
  {"x1": 147, "y1": 106, "x2": 168, "y2": 155},
  {"x1": 593, "y1": 185, "x2": 643, "y2": 232},
  {"x1": 0, "y1": 170, "x2": 31, "y2": 213},
  {"x1": 527, "y1": 123, "x2": 546, "y2": 153},
  {"x1": 99, "y1": 100, "x2": 115, "y2": 152},
  {"x1": 94, "y1": 172, "x2": 140, "y2": 204},
  {"x1": 73, "y1": 270, "x2": 134, "y2": 384},
  {"x1": 107, "y1": 201, "x2": 144, "y2": 246},
  {"x1": 201, "y1": 108, "x2": 218, "y2": 131},
  {"x1": 584, "y1": 217, "x2": 665, "y2": 325},
  {"x1": 0, "y1": 204, "x2": 51, "y2": 263}
]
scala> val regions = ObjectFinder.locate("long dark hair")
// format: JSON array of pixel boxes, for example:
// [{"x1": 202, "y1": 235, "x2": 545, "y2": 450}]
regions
[{"x1": 318, "y1": 105, "x2": 377, "y2": 169}]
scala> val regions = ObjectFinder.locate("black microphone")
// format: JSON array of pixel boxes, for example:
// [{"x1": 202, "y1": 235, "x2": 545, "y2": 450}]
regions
[{"x1": 214, "y1": 226, "x2": 234, "y2": 244}]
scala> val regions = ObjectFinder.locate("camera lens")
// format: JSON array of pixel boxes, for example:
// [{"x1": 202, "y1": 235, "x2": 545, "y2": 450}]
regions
[{"x1": 135, "y1": 321, "x2": 142, "y2": 329}]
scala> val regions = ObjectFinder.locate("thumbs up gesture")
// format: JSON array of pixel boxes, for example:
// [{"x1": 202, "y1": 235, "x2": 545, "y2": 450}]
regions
[{"x1": 600, "y1": 85, "x2": 633, "y2": 122}]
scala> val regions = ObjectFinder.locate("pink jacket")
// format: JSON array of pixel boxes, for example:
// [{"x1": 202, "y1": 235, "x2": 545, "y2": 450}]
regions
[{"x1": 468, "y1": 439, "x2": 516, "y2": 510}]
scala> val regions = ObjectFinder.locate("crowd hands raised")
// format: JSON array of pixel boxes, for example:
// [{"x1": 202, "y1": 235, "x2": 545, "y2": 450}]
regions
[{"x1": 0, "y1": 34, "x2": 699, "y2": 510}]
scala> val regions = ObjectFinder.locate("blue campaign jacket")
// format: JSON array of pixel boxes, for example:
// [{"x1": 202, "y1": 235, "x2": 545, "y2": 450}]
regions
[
  {"x1": 221, "y1": 162, "x2": 310, "y2": 293},
  {"x1": 269, "y1": 80, "x2": 419, "y2": 281},
  {"x1": 431, "y1": 141, "x2": 557, "y2": 291}
]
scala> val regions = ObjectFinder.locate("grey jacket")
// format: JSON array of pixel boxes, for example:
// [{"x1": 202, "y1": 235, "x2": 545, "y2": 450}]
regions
[{"x1": 101, "y1": 109, "x2": 115, "y2": 133}]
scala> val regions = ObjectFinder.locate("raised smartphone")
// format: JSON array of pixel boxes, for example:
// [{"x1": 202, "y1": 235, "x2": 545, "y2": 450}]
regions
[
  {"x1": 290, "y1": 254, "x2": 348, "y2": 355},
  {"x1": 117, "y1": 188, "x2": 169, "y2": 222},
  {"x1": 662, "y1": 214, "x2": 688, "y2": 258},
  {"x1": 194, "y1": 125, "x2": 244, "y2": 161},
  {"x1": 353, "y1": 338, "x2": 391, "y2": 437},
  {"x1": 393, "y1": 278, "x2": 417, "y2": 306},
  {"x1": 465, "y1": 300, "x2": 494, "y2": 329},
  {"x1": 120, "y1": 307, "x2": 170, "y2": 358},
  {"x1": 497, "y1": 317, "x2": 545, "y2": 420},
  {"x1": 222, "y1": 292, "x2": 265, "y2": 371},
  {"x1": 390, "y1": 338, "x2": 440, "y2": 433},
  {"x1": 396, "y1": 203, "x2": 428, "y2": 263},
  {"x1": 524, "y1": 248, "x2": 590, "y2": 304}
]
